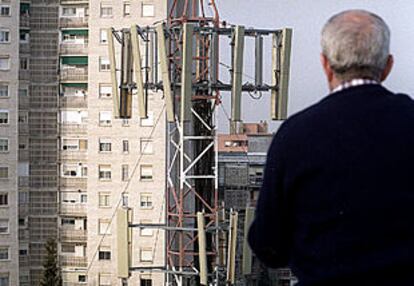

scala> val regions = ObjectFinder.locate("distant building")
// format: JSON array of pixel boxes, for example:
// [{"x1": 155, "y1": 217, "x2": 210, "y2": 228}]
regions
[{"x1": 218, "y1": 122, "x2": 297, "y2": 286}]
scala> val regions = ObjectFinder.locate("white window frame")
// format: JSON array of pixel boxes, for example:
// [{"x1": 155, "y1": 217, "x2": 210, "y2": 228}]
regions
[
  {"x1": 0, "y1": 138, "x2": 8, "y2": 153},
  {"x1": 0, "y1": 56, "x2": 10, "y2": 71},
  {"x1": 99, "y1": 84, "x2": 112, "y2": 98},
  {"x1": 99, "y1": 138, "x2": 112, "y2": 152},
  {"x1": 62, "y1": 7, "x2": 77, "y2": 17},
  {"x1": 0, "y1": 83, "x2": 8, "y2": 98},
  {"x1": 20, "y1": 57, "x2": 29, "y2": 70},
  {"x1": 0, "y1": 29, "x2": 10, "y2": 44},
  {"x1": 140, "y1": 220, "x2": 153, "y2": 237},
  {"x1": 140, "y1": 248, "x2": 153, "y2": 262},
  {"x1": 98, "y1": 193, "x2": 111, "y2": 208},
  {"x1": 0, "y1": 247, "x2": 9, "y2": 261},
  {"x1": 0, "y1": 110, "x2": 8, "y2": 125},
  {"x1": 140, "y1": 193, "x2": 153, "y2": 209},
  {"x1": 100, "y1": 29, "x2": 108, "y2": 44},
  {"x1": 0, "y1": 5, "x2": 11, "y2": 17},
  {"x1": 100, "y1": 3, "x2": 113, "y2": 18},
  {"x1": 0, "y1": 168, "x2": 8, "y2": 180},
  {"x1": 122, "y1": 139, "x2": 129, "y2": 153},
  {"x1": 99, "y1": 57, "x2": 110, "y2": 71},
  {"x1": 98, "y1": 220, "x2": 111, "y2": 235},
  {"x1": 140, "y1": 165, "x2": 153, "y2": 181},
  {"x1": 124, "y1": 2, "x2": 131, "y2": 16},
  {"x1": 99, "y1": 164, "x2": 112, "y2": 181},
  {"x1": 140, "y1": 111, "x2": 154, "y2": 127},
  {"x1": 121, "y1": 164, "x2": 129, "y2": 181},
  {"x1": 0, "y1": 219, "x2": 9, "y2": 234},
  {"x1": 140, "y1": 138, "x2": 153, "y2": 154},
  {"x1": 99, "y1": 111, "x2": 112, "y2": 126},
  {"x1": 19, "y1": 30, "x2": 29, "y2": 43},
  {"x1": 141, "y1": 3, "x2": 155, "y2": 17}
]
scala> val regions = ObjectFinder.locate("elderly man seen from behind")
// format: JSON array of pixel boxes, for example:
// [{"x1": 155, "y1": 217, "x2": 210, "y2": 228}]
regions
[{"x1": 249, "y1": 10, "x2": 414, "y2": 286}]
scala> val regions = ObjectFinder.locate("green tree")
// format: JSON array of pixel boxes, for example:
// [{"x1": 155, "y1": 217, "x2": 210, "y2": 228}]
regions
[{"x1": 40, "y1": 238, "x2": 62, "y2": 286}]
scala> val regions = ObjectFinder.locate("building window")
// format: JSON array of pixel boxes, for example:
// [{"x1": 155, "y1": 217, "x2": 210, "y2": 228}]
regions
[
  {"x1": 19, "y1": 249, "x2": 28, "y2": 256},
  {"x1": 99, "y1": 193, "x2": 110, "y2": 208},
  {"x1": 140, "y1": 111, "x2": 154, "y2": 127},
  {"x1": 140, "y1": 220, "x2": 153, "y2": 237},
  {"x1": 62, "y1": 7, "x2": 76, "y2": 17},
  {"x1": 99, "y1": 57, "x2": 110, "y2": 71},
  {"x1": 0, "y1": 273, "x2": 9, "y2": 286},
  {"x1": 121, "y1": 165, "x2": 129, "y2": 181},
  {"x1": 0, "y1": 5, "x2": 11, "y2": 16},
  {"x1": 122, "y1": 139, "x2": 129, "y2": 153},
  {"x1": 100, "y1": 29, "x2": 108, "y2": 44},
  {"x1": 61, "y1": 218, "x2": 75, "y2": 227},
  {"x1": 0, "y1": 247, "x2": 9, "y2": 260},
  {"x1": 19, "y1": 30, "x2": 29, "y2": 43},
  {"x1": 0, "y1": 219, "x2": 8, "y2": 234},
  {"x1": 0, "y1": 168, "x2": 8, "y2": 180},
  {"x1": 99, "y1": 273, "x2": 111, "y2": 286},
  {"x1": 0, "y1": 84, "x2": 8, "y2": 97},
  {"x1": 99, "y1": 111, "x2": 112, "y2": 126},
  {"x1": 140, "y1": 193, "x2": 152, "y2": 209},
  {"x1": 140, "y1": 138, "x2": 153, "y2": 154},
  {"x1": 20, "y1": 58, "x2": 29, "y2": 70},
  {"x1": 0, "y1": 110, "x2": 8, "y2": 124},
  {"x1": 99, "y1": 164, "x2": 111, "y2": 180},
  {"x1": 18, "y1": 112, "x2": 28, "y2": 123},
  {"x1": 78, "y1": 275, "x2": 87, "y2": 283},
  {"x1": 99, "y1": 84, "x2": 112, "y2": 98},
  {"x1": 0, "y1": 139, "x2": 8, "y2": 152},
  {"x1": 80, "y1": 194, "x2": 87, "y2": 203},
  {"x1": 140, "y1": 165, "x2": 153, "y2": 181},
  {"x1": 140, "y1": 248, "x2": 153, "y2": 262},
  {"x1": 0, "y1": 29, "x2": 9, "y2": 43},
  {"x1": 99, "y1": 138, "x2": 112, "y2": 152},
  {"x1": 62, "y1": 139, "x2": 78, "y2": 150},
  {"x1": 98, "y1": 246, "x2": 111, "y2": 260},
  {"x1": 142, "y1": 3, "x2": 155, "y2": 17},
  {"x1": 98, "y1": 220, "x2": 111, "y2": 235},
  {"x1": 100, "y1": 4, "x2": 113, "y2": 18},
  {"x1": 140, "y1": 279, "x2": 153, "y2": 286},
  {"x1": 62, "y1": 163, "x2": 87, "y2": 178},
  {"x1": 0, "y1": 56, "x2": 9, "y2": 70},
  {"x1": 123, "y1": 2, "x2": 131, "y2": 16}
]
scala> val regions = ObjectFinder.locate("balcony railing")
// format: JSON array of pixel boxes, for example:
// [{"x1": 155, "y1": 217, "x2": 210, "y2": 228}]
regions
[
  {"x1": 19, "y1": 95, "x2": 30, "y2": 109},
  {"x1": 60, "y1": 204, "x2": 87, "y2": 216},
  {"x1": 61, "y1": 0, "x2": 89, "y2": 4},
  {"x1": 20, "y1": 16, "x2": 30, "y2": 28},
  {"x1": 18, "y1": 176, "x2": 30, "y2": 188},
  {"x1": 60, "y1": 68, "x2": 88, "y2": 82},
  {"x1": 20, "y1": 43, "x2": 30, "y2": 54},
  {"x1": 60, "y1": 256, "x2": 87, "y2": 268},
  {"x1": 60, "y1": 17, "x2": 88, "y2": 28},
  {"x1": 60, "y1": 150, "x2": 87, "y2": 162},
  {"x1": 19, "y1": 70, "x2": 30, "y2": 81},
  {"x1": 60, "y1": 177, "x2": 87, "y2": 189},
  {"x1": 59, "y1": 229, "x2": 87, "y2": 242},
  {"x1": 60, "y1": 123, "x2": 87, "y2": 135},
  {"x1": 59, "y1": 96, "x2": 88, "y2": 109},
  {"x1": 60, "y1": 43, "x2": 88, "y2": 55},
  {"x1": 19, "y1": 150, "x2": 30, "y2": 161}
]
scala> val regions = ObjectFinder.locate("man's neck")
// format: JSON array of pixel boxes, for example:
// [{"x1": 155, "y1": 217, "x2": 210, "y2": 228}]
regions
[{"x1": 331, "y1": 78, "x2": 379, "y2": 94}]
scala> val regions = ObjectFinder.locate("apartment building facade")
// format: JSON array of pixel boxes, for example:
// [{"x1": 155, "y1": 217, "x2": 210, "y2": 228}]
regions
[{"x1": 1, "y1": 0, "x2": 168, "y2": 285}]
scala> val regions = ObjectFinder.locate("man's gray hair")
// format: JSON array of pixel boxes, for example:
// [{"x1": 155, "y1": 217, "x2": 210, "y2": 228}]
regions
[{"x1": 321, "y1": 10, "x2": 390, "y2": 81}]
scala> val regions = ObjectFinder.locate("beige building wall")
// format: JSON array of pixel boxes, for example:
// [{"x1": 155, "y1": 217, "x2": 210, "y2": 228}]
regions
[
  {"x1": 87, "y1": 1, "x2": 168, "y2": 285},
  {"x1": 0, "y1": 0, "x2": 21, "y2": 285}
]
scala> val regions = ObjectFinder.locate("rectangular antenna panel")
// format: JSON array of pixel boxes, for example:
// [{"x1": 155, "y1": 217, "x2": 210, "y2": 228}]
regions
[
  {"x1": 107, "y1": 28, "x2": 120, "y2": 118},
  {"x1": 131, "y1": 25, "x2": 147, "y2": 118},
  {"x1": 180, "y1": 23, "x2": 194, "y2": 122}
]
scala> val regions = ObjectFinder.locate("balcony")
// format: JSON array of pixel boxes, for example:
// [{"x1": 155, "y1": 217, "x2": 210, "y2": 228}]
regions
[
  {"x1": 60, "y1": 256, "x2": 87, "y2": 268},
  {"x1": 19, "y1": 70, "x2": 30, "y2": 81},
  {"x1": 60, "y1": 150, "x2": 87, "y2": 161},
  {"x1": 60, "y1": 204, "x2": 87, "y2": 216},
  {"x1": 18, "y1": 176, "x2": 30, "y2": 188},
  {"x1": 19, "y1": 149, "x2": 30, "y2": 161},
  {"x1": 60, "y1": 123, "x2": 87, "y2": 135},
  {"x1": 59, "y1": 229, "x2": 87, "y2": 242},
  {"x1": 60, "y1": 177, "x2": 87, "y2": 189},
  {"x1": 60, "y1": 43, "x2": 88, "y2": 55},
  {"x1": 61, "y1": 0, "x2": 89, "y2": 4},
  {"x1": 19, "y1": 203, "x2": 30, "y2": 217},
  {"x1": 19, "y1": 122, "x2": 29, "y2": 135},
  {"x1": 60, "y1": 68, "x2": 88, "y2": 82},
  {"x1": 20, "y1": 16, "x2": 30, "y2": 28},
  {"x1": 60, "y1": 17, "x2": 88, "y2": 28},
  {"x1": 20, "y1": 43, "x2": 30, "y2": 54},
  {"x1": 19, "y1": 95, "x2": 30, "y2": 109},
  {"x1": 59, "y1": 96, "x2": 88, "y2": 109}
]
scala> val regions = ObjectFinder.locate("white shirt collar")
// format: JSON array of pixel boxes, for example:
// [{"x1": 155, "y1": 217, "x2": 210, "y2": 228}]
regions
[{"x1": 331, "y1": 78, "x2": 379, "y2": 94}]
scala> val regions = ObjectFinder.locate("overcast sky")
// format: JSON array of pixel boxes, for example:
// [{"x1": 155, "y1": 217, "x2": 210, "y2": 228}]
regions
[{"x1": 214, "y1": 0, "x2": 414, "y2": 132}]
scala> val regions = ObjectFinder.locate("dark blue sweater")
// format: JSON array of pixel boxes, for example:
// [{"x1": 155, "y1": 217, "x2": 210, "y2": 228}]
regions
[{"x1": 248, "y1": 84, "x2": 414, "y2": 286}]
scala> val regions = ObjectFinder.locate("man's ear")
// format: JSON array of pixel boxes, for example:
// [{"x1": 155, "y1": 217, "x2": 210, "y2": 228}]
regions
[
  {"x1": 320, "y1": 53, "x2": 334, "y2": 82},
  {"x1": 380, "y1": 54, "x2": 393, "y2": 82}
]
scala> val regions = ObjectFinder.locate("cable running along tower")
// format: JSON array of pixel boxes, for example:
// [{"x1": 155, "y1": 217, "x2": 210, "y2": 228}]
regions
[{"x1": 109, "y1": 1, "x2": 292, "y2": 285}]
